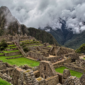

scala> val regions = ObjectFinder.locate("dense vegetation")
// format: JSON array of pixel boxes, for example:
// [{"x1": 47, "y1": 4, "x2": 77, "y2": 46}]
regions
[
  {"x1": 20, "y1": 43, "x2": 30, "y2": 53},
  {"x1": 44, "y1": 22, "x2": 85, "y2": 49},
  {"x1": 76, "y1": 44, "x2": 85, "y2": 53},
  {"x1": 28, "y1": 27, "x2": 58, "y2": 45},
  {"x1": 0, "y1": 40, "x2": 7, "y2": 51}
]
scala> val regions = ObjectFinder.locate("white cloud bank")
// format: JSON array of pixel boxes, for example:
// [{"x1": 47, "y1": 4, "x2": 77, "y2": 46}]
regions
[{"x1": 0, "y1": 0, "x2": 85, "y2": 33}]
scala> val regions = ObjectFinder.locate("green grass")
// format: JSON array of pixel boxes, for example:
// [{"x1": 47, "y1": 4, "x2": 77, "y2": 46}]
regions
[
  {"x1": 47, "y1": 45, "x2": 52, "y2": 48},
  {"x1": 11, "y1": 47, "x2": 17, "y2": 48},
  {"x1": 7, "y1": 47, "x2": 17, "y2": 49},
  {"x1": 83, "y1": 57, "x2": 85, "y2": 60},
  {"x1": 0, "y1": 57, "x2": 39, "y2": 67},
  {"x1": 8, "y1": 44, "x2": 15, "y2": 47},
  {"x1": 28, "y1": 44, "x2": 43, "y2": 47},
  {"x1": 55, "y1": 66, "x2": 83, "y2": 78},
  {"x1": 6, "y1": 55, "x2": 22, "y2": 58},
  {"x1": 0, "y1": 53, "x2": 4, "y2": 55},
  {"x1": 20, "y1": 40, "x2": 40, "y2": 44},
  {"x1": 0, "y1": 78, "x2": 11, "y2": 85},
  {"x1": 3, "y1": 50, "x2": 19, "y2": 53}
]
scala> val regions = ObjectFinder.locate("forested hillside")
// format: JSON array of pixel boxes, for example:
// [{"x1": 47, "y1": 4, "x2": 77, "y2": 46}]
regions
[{"x1": 28, "y1": 27, "x2": 58, "y2": 45}]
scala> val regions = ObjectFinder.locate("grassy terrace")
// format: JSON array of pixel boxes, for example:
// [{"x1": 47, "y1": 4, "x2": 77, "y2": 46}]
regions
[
  {"x1": 55, "y1": 66, "x2": 83, "y2": 78},
  {"x1": 8, "y1": 44, "x2": 15, "y2": 47},
  {"x1": 0, "y1": 43, "x2": 40, "y2": 67},
  {"x1": 0, "y1": 57, "x2": 39, "y2": 67},
  {"x1": 0, "y1": 78, "x2": 11, "y2": 85},
  {"x1": 0, "y1": 53, "x2": 4, "y2": 55},
  {"x1": 28, "y1": 44, "x2": 43, "y2": 47},
  {"x1": 3, "y1": 50, "x2": 19, "y2": 53},
  {"x1": 7, "y1": 47, "x2": 17, "y2": 49},
  {"x1": 6, "y1": 55, "x2": 22, "y2": 58}
]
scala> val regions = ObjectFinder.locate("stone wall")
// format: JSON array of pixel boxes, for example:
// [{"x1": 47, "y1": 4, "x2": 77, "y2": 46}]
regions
[
  {"x1": 11, "y1": 68, "x2": 38, "y2": 85},
  {"x1": 45, "y1": 75, "x2": 59, "y2": 85},
  {"x1": 47, "y1": 56, "x2": 64, "y2": 63},
  {"x1": 28, "y1": 51, "x2": 65, "y2": 63},
  {"x1": 53, "y1": 58, "x2": 71, "y2": 68},
  {"x1": 64, "y1": 63, "x2": 85, "y2": 73},
  {"x1": 65, "y1": 53, "x2": 79, "y2": 60},
  {"x1": 28, "y1": 51, "x2": 46, "y2": 60},
  {"x1": 5, "y1": 51, "x2": 21, "y2": 56},
  {"x1": 39, "y1": 61, "x2": 57, "y2": 79}
]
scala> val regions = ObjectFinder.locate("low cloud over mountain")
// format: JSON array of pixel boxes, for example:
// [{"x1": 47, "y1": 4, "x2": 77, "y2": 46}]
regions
[{"x1": 0, "y1": 0, "x2": 85, "y2": 33}]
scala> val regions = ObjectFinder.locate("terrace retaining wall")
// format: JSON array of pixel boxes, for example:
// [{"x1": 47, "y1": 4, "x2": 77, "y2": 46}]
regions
[
  {"x1": 5, "y1": 52, "x2": 21, "y2": 56},
  {"x1": 46, "y1": 56, "x2": 64, "y2": 63},
  {"x1": 64, "y1": 63, "x2": 85, "y2": 73},
  {"x1": 53, "y1": 58, "x2": 71, "y2": 68},
  {"x1": 6, "y1": 56, "x2": 22, "y2": 59}
]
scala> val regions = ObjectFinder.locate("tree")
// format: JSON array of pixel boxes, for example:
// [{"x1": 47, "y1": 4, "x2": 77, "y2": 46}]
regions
[{"x1": 76, "y1": 44, "x2": 85, "y2": 53}]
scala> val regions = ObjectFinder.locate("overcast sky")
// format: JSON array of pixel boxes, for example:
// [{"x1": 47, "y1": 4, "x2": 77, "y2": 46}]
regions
[{"x1": 0, "y1": 0, "x2": 85, "y2": 33}]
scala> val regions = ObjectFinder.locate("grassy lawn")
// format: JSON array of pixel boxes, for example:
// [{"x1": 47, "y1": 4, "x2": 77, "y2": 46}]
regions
[
  {"x1": 0, "y1": 78, "x2": 11, "y2": 85},
  {"x1": 55, "y1": 66, "x2": 83, "y2": 78},
  {"x1": 0, "y1": 57, "x2": 39, "y2": 67}
]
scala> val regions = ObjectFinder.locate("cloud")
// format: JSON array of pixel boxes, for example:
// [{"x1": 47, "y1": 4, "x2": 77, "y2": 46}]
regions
[{"x1": 0, "y1": 0, "x2": 85, "y2": 33}]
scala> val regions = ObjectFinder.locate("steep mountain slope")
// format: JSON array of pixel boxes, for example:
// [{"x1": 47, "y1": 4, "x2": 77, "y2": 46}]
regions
[
  {"x1": 28, "y1": 27, "x2": 58, "y2": 45},
  {"x1": 0, "y1": 6, "x2": 28, "y2": 35},
  {"x1": 64, "y1": 31, "x2": 85, "y2": 49},
  {"x1": 42, "y1": 21, "x2": 85, "y2": 49}
]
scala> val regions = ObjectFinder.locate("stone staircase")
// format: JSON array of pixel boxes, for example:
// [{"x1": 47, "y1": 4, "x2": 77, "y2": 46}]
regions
[{"x1": 14, "y1": 41, "x2": 27, "y2": 57}]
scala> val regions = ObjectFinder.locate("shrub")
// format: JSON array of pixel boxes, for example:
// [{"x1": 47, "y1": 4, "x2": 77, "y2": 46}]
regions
[
  {"x1": 23, "y1": 47, "x2": 30, "y2": 53},
  {"x1": 0, "y1": 40, "x2": 8, "y2": 51},
  {"x1": 76, "y1": 44, "x2": 85, "y2": 53}
]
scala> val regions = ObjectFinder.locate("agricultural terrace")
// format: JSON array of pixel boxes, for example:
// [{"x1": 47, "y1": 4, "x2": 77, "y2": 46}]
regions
[
  {"x1": 0, "y1": 43, "x2": 40, "y2": 67},
  {"x1": 55, "y1": 66, "x2": 83, "y2": 78}
]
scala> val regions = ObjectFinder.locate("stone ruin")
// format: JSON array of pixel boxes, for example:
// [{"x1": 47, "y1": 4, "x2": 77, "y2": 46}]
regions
[
  {"x1": 0, "y1": 60, "x2": 85, "y2": 85},
  {"x1": 0, "y1": 34, "x2": 35, "y2": 42},
  {"x1": 0, "y1": 34, "x2": 85, "y2": 85},
  {"x1": 27, "y1": 45, "x2": 75, "y2": 63}
]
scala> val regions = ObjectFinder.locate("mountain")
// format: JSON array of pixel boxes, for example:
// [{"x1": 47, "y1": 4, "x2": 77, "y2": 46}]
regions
[
  {"x1": 41, "y1": 20, "x2": 85, "y2": 49},
  {"x1": 0, "y1": 6, "x2": 58, "y2": 45},
  {"x1": 28, "y1": 27, "x2": 58, "y2": 45},
  {"x1": 0, "y1": 6, "x2": 28, "y2": 35}
]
